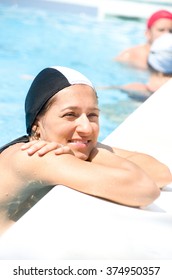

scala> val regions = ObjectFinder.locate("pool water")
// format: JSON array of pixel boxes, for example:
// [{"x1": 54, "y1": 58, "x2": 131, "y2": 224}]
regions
[{"x1": 0, "y1": 2, "x2": 149, "y2": 145}]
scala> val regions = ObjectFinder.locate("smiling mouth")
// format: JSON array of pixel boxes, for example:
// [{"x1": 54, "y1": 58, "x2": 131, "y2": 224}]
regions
[{"x1": 68, "y1": 140, "x2": 90, "y2": 145}]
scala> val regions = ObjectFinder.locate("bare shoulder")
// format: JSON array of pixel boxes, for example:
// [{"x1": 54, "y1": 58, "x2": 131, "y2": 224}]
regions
[
  {"x1": 115, "y1": 44, "x2": 148, "y2": 64},
  {"x1": 115, "y1": 45, "x2": 140, "y2": 60},
  {"x1": 0, "y1": 143, "x2": 66, "y2": 183},
  {"x1": 1, "y1": 142, "x2": 110, "y2": 193},
  {"x1": 9, "y1": 143, "x2": 74, "y2": 181},
  {"x1": 11, "y1": 145, "x2": 104, "y2": 192}
]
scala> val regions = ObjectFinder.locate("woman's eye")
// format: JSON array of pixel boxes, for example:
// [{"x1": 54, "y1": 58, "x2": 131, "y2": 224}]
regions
[
  {"x1": 88, "y1": 113, "x2": 99, "y2": 119},
  {"x1": 62, "y1": 112, "x2": 99, "y2": 120},
  {"x1": 89, "y1": 112, "x2": 99, "y2": 117},
  {"x1": 63, "y1": 112, "x2": 76, "y2": 117},
  {"x1": 66, "y1": 113, "x2": 75, "y2": 116}
]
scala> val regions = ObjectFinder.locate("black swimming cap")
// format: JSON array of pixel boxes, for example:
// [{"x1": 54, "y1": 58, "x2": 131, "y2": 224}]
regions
[{"x1": 25, "y1": 66, "x2": 94, "y2": 135}]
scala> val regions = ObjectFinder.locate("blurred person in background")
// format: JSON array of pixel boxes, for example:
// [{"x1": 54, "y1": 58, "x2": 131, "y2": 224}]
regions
[
  {"x1": 98, "y1": 33, "x2": 172, "y2": 101},
  {"x1": 114, "y1": 10, "x2": 172, "y2": 70}
]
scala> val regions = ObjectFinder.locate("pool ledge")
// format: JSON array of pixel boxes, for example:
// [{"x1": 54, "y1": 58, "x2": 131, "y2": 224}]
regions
[
  {"x1": 4, "y1": 0, "x2": 172, "y2": 19},
  {"x1": 46, "y1": 0, "x2": 172, "y2": 19}
]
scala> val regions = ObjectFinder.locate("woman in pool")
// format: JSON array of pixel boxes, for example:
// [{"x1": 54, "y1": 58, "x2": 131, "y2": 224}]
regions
[
  {"x1": 0, "y1": 66, "x2": 171, "y2": 234},
  {"x1": 117, "y1": 33, "x2": 172, "y2": 101},
  {"x1": 99, "y1": 33, "x2": 172, "y2": 102},
  {"x1": 114, "y1": 9, "x2": 172, "y2": 70}
]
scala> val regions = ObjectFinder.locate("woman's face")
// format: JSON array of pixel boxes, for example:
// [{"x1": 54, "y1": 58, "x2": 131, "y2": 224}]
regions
[
  {"x1": 36, "y1": 84, "x2": 100, "y2": 160},
  {"x1": 146, "y1": 18, "x2": 172, "y2": 44}
]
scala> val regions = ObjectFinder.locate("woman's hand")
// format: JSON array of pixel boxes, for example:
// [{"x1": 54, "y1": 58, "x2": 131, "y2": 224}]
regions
[{"x1": 21, "y1": 140, "x2": 74, "y2": 156}]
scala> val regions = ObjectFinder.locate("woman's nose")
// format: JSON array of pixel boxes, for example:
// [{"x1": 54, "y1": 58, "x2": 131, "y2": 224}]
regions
[{"x1": 76, "y1": 114, "x2": 93, "y2": 134}]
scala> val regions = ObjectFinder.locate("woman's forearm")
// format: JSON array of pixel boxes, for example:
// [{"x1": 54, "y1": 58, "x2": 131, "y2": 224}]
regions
[
  {"x1": 123, "y1": 152, "x2": 172, "y2": 188},
  {"x1": 90, "y1": 144, "x2": 172, "y2": 189}
]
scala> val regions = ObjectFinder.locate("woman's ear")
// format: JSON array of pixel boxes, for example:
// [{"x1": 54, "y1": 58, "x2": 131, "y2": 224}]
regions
[{"x1": 30, "y1": 123, "x2": 41, "y2": 140}]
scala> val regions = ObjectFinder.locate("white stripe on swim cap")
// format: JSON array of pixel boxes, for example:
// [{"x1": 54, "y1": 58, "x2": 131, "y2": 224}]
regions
[
  {"x1": 51, "y1": 66, "x2": 94, "y2": 89},
  {"x1": 148, "y1": 33, "x2": 172, "y2": 74}
]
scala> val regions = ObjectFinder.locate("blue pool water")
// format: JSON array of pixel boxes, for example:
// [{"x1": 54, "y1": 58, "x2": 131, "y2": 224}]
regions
[{"x1": 0, "y1": 2, "x2": 149, "y2": 145}]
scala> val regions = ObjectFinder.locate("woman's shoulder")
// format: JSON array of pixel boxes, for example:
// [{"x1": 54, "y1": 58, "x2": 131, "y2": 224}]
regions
[{"x1": 12, "y1": 147, "x2": 81, "y2": 184}]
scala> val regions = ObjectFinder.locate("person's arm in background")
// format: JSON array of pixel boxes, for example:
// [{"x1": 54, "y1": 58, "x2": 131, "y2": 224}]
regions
[{"x1": 96, "y1": 83, "x2": 151, "y2": 102}]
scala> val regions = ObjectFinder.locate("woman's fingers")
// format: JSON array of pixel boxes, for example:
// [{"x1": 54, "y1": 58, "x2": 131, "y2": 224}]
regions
[
  {"x1": 21, "y1": 140, "x2": 74, "y2": 156},
  {"x1": 54, "y1": 145, "x2": 74, "y2": 155},
  {"x1": 36, "y1": 142, "x2": 65, "y2": 156},
  {"x1": 21, "y1": 141, "x2": 39, "y2": 150},
  {"x1": 21, "y1": 141, "x2": 58, "y2": 156},
  {"x1": 22, "y1": 141, "x2": 49, "y2": 156}
]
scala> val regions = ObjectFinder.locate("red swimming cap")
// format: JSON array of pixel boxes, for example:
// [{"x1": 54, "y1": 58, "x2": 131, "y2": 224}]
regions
[{"x1": 147, "y1": 10, "x2": 172, "y2": 29}]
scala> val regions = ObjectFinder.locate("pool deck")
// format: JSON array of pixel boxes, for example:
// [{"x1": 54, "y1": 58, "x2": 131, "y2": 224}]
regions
[
  {"x1": 4, "y1": 0, "x2": 172, "y2": 19},
  {"x1": 48, "y1": 0, "x2": 172, "y2": 19}
]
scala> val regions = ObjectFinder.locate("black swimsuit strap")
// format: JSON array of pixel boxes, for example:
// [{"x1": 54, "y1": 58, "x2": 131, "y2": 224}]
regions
[{"x1": 0, "y1": 135, "x2": 29, "y2": 153}]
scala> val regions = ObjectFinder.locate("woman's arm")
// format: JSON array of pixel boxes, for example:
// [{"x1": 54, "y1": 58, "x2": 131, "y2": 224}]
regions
[
  {"x1": 116, "y1": 148, "x2": 172, "y2": 189},
  {"x1": 22, "y1": 140, "x2": 171, "y2": 190},
  {"x1": 90, "y1": 143, "x2": 172, "y2": 189},
  {"x1": 18, "y1": 146, "x2": 160, "y2": 208}
]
